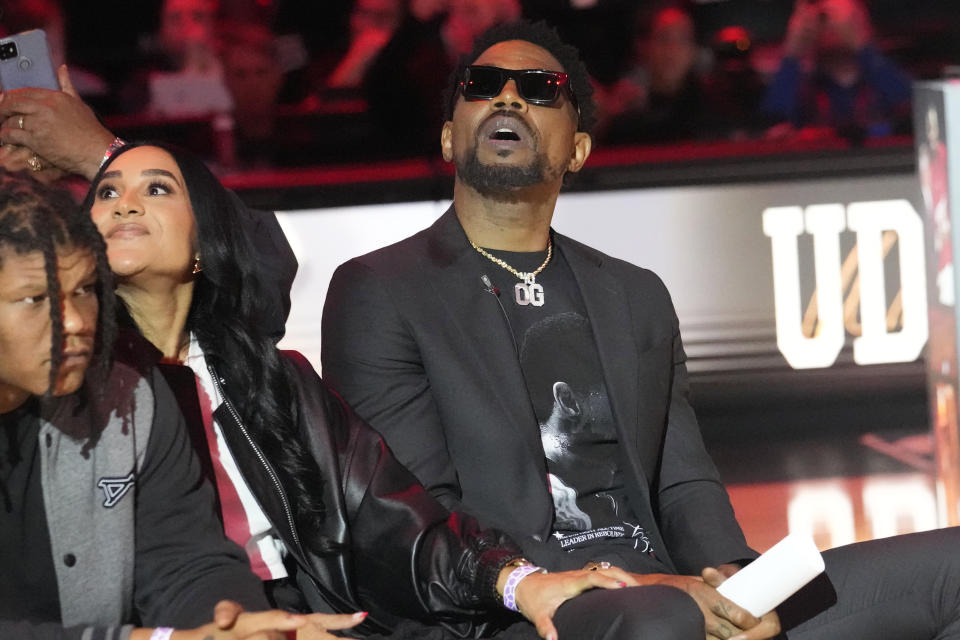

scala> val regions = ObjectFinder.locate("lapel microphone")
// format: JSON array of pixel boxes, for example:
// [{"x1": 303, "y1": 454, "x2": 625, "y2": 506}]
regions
[
  {"x1": 481, "y1": 274, "x2": 519, "y2": 355},
  {"x1": 481, "y1": 274, "x2": 500, "y2": 296}
]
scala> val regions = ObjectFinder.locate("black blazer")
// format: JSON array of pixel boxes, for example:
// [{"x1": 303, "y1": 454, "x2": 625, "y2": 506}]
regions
[{"x1": 322, "y1": 207, "x2": 756, "y2": 576}]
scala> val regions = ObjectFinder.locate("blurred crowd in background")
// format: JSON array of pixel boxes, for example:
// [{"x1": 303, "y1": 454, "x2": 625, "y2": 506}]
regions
[{"x1": 2, "y1": 0, "x2": 955, "y2": 173}]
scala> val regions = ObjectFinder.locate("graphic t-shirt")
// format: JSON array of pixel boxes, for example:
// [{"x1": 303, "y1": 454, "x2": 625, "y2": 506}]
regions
[{"x1": 480, "y1": 242, "x2": 654, "y2": 558}]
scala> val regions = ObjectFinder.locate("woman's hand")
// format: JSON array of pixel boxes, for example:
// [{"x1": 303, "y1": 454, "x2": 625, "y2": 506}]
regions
[
  {"x1": 510, "y1": 567, "x2": 630, "y2": 640},
  {"x1": 130, "y1": 600, "x2": 367, "y2": 640},
  {"x1": 294, "y1": 612, "x2": 368, "y2": 640},
  {"x1": 209, "y1": 600, "x2": 367, "y2": 640}
]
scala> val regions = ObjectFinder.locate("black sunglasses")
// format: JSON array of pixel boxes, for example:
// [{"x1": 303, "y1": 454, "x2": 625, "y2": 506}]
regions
[{"x1": 459, "y1": 65, "x2": 576, "y2": 107}]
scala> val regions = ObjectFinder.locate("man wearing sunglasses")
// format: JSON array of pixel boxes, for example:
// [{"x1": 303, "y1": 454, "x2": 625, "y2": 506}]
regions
[
  {"x1": 323, "y1": 19, "x2": 960, "y2": 640},
  {"x1": 323, "y1": 19, "x2": 758, "y2": 639}
]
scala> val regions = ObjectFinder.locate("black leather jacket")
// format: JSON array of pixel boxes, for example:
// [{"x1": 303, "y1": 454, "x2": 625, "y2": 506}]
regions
[{"x1": 148, "y1": 338, "x2": 523, "y2": 638}]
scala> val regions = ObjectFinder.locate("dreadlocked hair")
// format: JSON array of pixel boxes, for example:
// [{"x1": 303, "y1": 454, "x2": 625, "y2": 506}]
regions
[
  {"x1": 84, "y1": 143, "x2": 338, "y2": 556},
  {"x1": 442, "y1": 19, "x2": 598, "y2": 135},
  {"x1": 0, "y1": 171, "x2": 116, "y2": 395}
]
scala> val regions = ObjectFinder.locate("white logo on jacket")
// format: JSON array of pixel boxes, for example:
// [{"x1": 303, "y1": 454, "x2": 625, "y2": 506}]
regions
[{"x1": 97, "y1": 472, "x2": 136, "y2": 508}]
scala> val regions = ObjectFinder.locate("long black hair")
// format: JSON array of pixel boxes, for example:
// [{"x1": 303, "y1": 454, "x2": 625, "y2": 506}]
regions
[
  {"x1": 82, "y1": 143, "x2": 336, "y2": 555},
  {"x1": 0, "y1": 171, "x2": 116, "y2": 394}
]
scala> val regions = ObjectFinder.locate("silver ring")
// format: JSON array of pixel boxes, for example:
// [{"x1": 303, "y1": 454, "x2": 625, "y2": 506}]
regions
[
  {"x1": 27, "y1": 154, "x2": 43, "y2": 172},
  {"x1": 17, "y1": 115, "x2": 24, "y2": 130}
]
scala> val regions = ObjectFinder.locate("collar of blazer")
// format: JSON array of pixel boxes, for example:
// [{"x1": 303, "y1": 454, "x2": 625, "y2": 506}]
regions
[{"x1": 426, "y1": 205, "x2": 652, "y2": 485}]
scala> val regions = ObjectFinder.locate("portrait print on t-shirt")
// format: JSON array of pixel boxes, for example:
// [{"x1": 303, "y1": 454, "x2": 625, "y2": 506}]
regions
[{"x1": 519, "y1": 311, "x2": 652, "y2": 554}]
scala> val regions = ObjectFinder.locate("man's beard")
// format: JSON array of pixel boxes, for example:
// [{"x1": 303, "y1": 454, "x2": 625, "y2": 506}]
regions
[{"x1": 456, "y1": 144, "x2": 548, "y2": 198}]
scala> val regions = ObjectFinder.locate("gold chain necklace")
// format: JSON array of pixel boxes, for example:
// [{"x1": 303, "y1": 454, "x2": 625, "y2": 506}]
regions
[{"x1": 470, "y1": 238, "x2": 552, "y2": 307}]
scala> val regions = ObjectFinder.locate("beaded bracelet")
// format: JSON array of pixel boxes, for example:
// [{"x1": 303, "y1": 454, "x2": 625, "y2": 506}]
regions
[
  {"x1": 149, "y1": 627, "x2": 174, "y2": 640},
  {"x1": 502, "y1": 564, "x2": 546, "y2": 612}
]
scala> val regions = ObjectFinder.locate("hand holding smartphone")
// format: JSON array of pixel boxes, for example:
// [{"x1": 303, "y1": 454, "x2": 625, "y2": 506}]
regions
[{"x1": 0, "y1": 29, "x2": 60, "y2": 91}]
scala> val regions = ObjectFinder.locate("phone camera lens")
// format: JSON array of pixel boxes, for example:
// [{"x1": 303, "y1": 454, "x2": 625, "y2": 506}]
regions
[{"x1": 0, "y1": 42, "x2": 18, "y2": 61}]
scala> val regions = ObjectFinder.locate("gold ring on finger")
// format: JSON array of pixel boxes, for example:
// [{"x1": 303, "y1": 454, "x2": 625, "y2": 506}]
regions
[{"x1": 27, "y1": 154, "x2": 43, "y2": 172}]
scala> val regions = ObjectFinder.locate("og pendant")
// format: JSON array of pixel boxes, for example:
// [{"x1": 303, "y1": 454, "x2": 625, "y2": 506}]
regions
[
  {"x1": 469, "y1": 238, "x2": 552, "y2": 307},
  {"x1": 515, "y1": 282, "x2": 545, "y2": 306}
]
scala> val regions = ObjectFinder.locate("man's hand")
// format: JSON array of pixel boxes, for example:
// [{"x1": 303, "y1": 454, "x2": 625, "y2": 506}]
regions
[
  {"x1": 701, "y1": 567, "x2": 781, "y2": 640},
  {"x1": 713, "y1": 563, "x2": 744, "y2": 580},
  {"x1": 0, "y1": 65, "x2": 115, "y2": 180},
  {"x1": 0, "y1": 141, "x2": 67, "y2": 183},
  {"x1": 510, "y1": 567, "x2": 630, "y2": 640},
  {"x1": 614, "y1": 570, "x2": 780, "y2": 640}
]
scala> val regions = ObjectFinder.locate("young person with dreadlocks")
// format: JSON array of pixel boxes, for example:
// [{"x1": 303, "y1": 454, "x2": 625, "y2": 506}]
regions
[
  {"x1": 83, "y1": 141, "x2": 643, "y2": 640},
  {"x1": 0, "y1": 171, "x2": 369, "y2": 640}
]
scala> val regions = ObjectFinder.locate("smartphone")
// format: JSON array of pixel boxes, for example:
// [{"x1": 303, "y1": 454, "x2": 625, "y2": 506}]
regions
[{"x1": 0, "y1": 29, "x2": 59, "y2": 91}]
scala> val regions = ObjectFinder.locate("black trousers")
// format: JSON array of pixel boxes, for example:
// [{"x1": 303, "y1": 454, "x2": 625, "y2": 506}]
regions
[
  {"x1": 352, "y1": 527, "x2": 960, "y2": 640},
  {"x1": 550, "y1": 585, "x2": 704, "y2": 640},
  {"x1": 377, "y1": 585, "x2": 702, "y2": 640},
  {"x1": 500, "y1": 526, "x2": 960, "y2": 640},
  {"x1": 780, "y1": 527, "x2": 960, "y2": 639}
]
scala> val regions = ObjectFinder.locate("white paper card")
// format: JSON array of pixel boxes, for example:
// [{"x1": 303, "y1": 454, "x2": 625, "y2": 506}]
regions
[{"x1": 716, "y1": 533, "x2": 825, "y2": 617}]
